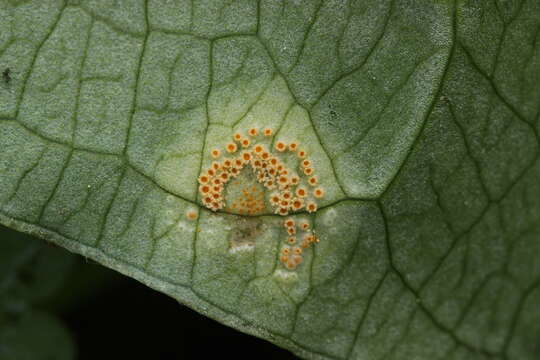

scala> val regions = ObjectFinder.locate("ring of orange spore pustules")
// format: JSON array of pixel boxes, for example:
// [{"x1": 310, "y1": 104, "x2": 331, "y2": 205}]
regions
[
  {"x1": 197, "y1": 127, "x2": 324, "y2": 216},
  {"x1": 197, "y1": 127, "x2": 325, "y2": 270}
]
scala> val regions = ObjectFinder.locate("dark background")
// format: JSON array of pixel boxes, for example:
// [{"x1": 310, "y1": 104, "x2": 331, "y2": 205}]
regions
[{"x1": 1, "y1": 224, "x2": 297, "y2": 360}]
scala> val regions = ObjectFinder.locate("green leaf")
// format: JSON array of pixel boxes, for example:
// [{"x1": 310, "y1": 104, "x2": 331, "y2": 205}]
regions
[{"x1": 1, "y1": 0, "x2": 539, "y2": 359}]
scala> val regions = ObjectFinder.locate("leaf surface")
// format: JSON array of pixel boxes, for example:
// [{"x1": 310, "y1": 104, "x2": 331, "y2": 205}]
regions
[{"x1": 1, "y1": 0, "x2": 539, "y2": 358}]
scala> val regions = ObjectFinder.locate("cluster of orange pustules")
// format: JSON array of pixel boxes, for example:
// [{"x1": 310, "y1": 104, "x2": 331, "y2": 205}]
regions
[
  {"x1": 197, "y1": 127, "x2": 325, "y2": 215},
  {"x1": 280, "y1": 218, "x2": 319, "y2": 270},
  {"x1": 228, "y1": 184, "x2": 265, "y2": 215}
]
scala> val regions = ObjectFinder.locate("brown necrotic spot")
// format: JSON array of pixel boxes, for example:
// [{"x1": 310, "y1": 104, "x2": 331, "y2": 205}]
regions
[{"x1": 229, "y1": 217, "x2": 262, "y2": 249}]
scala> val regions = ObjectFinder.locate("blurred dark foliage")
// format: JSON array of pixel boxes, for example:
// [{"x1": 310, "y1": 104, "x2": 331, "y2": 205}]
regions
[{"x1": 0, "y1": 225, "x2": 296, "y2": 360}]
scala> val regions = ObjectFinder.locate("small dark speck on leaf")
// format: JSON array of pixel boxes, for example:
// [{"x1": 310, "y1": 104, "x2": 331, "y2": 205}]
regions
[
  {"x1": 439, "y1": 94, "x2": 450, "y2": 104},
  {"x1": 2, "y1": 67, "x2": 11, "y2": 85}
]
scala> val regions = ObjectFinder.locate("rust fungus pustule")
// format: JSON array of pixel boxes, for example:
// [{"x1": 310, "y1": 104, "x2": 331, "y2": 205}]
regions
[
  {"x1": 185, "y1": 209, "x2": 198, "y2": 221},
  {"x1": 277, "y1": 217, "x2": 319, "y2": 270},
  {"x1": 197, "y1": 126, "x2": 325, "y2": 271}
]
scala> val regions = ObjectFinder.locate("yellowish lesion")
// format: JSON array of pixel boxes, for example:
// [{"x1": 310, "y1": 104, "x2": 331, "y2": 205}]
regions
[
  {"x1": 225, "y1": 173, "x2": 266, "y2": 216},
  {"x1": 228, "y1": 216, "x2": 262, "y2": 252},
  {"x1": 198, "y1": 127, "x2": 324, "y2": 215},
  {"x1": 196, "y1": 125, "x2": 325, "y2": 272}
]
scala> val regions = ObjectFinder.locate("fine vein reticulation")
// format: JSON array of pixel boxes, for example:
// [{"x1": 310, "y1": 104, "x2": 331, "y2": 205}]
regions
[{"x1": 0, "y1": 0, "x2": 539, "y2": 359}]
